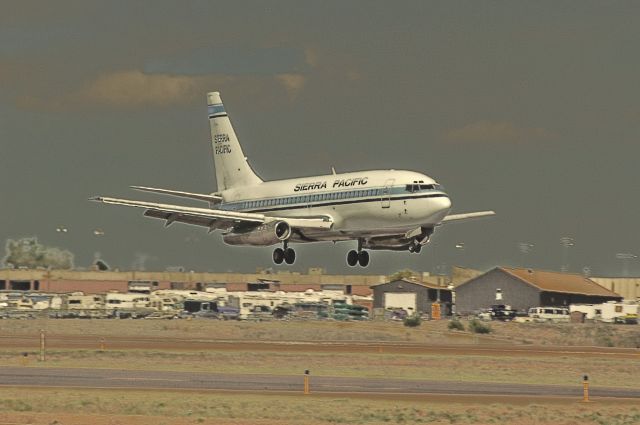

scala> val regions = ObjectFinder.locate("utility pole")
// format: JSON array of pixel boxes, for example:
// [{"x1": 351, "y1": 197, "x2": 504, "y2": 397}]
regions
[
  {"x1": 560, "y1": 237, "x2": 574, "y2": 272},
  {"x1": 615, "y1": 253, "x2": 637, "y2": 277},
  {"x1": 518, "y1": 242, "x2": 534, "y2": 268}
]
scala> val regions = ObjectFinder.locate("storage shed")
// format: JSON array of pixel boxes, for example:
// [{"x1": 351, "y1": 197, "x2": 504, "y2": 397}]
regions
[
  {"x1": 371, "y1": 278, "x2": 452, "y2": 317},
  {"x1": 455, "y1": 267, "x2": 623, "y2": 314}
]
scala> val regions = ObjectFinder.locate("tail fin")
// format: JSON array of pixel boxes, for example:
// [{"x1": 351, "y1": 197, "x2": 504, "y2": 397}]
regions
[{"x1": 207, "y1": 92, "x2": 263, "y2": 191}]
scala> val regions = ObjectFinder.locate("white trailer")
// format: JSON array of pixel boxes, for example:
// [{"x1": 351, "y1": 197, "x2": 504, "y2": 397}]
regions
[
  {"x1": 105, "y1": 293, "x2": 151, "y2": 310},
  {"x1": 67, "y1": 294, "x2": 105, "y2": 310},
  {"x1": 570, "y1": 302, "x2": 639, "y2": 322}
]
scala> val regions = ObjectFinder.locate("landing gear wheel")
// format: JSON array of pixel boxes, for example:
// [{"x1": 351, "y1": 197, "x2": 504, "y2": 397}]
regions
[
  {"x1": 413, "y1": 244, "x2": 422, "y2": 254},
  {"x1": 347, "y1": 250, "x2": 359, "y2": 267},
  {"x1": 284, "y1": 248, "x2": 296, "y2": 264},
  {"x1": 273, "y1": 248, "x2": 284, "y2": 264},
  {"x1": 358, "y1": 250, "x2": 370, "y2": 267}
]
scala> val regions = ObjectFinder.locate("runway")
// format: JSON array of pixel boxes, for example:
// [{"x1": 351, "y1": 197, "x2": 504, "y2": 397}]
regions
[{"x1": 1, "y1": 366, "x2": 638, "y2": 399}]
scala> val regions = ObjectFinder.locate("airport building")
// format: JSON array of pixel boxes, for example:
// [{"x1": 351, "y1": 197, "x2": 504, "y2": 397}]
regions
[
  {"x1": 0, "y1": 268, "x2": 386, "y2": 296},
  {"x1": 590, "y1": 277, "x2": 640, "y2": 301},
  {"x1": 371, "y1": 278, "x2": 453, "y2": 318},
  {"x1": 455, "y1": 267, "x2": 622, "y2": 314}
]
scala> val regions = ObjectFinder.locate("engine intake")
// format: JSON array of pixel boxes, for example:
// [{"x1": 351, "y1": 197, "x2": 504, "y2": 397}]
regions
[{"x1": 274, "y1": 221, "x2": 291, "y2": 241}]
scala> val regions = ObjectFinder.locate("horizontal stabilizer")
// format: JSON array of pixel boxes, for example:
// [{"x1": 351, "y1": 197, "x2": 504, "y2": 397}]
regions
[
  {"x1": 130, "y1": 186, "x2": 222, "y2": 204},
  {"x1": 441, "y1": 210, "x2": 496, "y2": 224}
]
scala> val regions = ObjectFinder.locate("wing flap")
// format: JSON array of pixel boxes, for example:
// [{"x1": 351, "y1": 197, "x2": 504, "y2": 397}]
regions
[
  {"x1": 142, "y1": 210, "x2": 235, "y2": 230},
  {"x1": 91, "y1": 196, "x2": 333, "y2": 232},
  {"x1": 91, "y1": 197, "x2": 264, "y2": 227}
]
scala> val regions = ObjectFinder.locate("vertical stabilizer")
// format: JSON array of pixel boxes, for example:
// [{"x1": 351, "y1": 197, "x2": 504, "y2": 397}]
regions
[{"x1": 207, "y1": 92, "x2": 263, "y2": 191}]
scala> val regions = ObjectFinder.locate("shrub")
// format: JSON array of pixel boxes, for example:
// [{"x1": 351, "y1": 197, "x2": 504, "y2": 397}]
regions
[
  {"x1": 403, "y1": 314, "x2": 422, "y2": 327},
  {"x1": 448, "y1": 319, "x2": 465, "y2": 331},
  {"x1": 468, "y1": 319, "x2": 492, "y2": 334}
]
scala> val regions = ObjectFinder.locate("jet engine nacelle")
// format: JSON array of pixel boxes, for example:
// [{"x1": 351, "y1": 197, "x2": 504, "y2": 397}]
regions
[
  {"x1": 223, "y1": 221, "x2": 291, "y2": 246},
  {"x1": 363, "y1": 227, "x2": 433, "y2": 251},
  {"x1": 363, "y1": 236, "x2": 412, "y2": 251}
]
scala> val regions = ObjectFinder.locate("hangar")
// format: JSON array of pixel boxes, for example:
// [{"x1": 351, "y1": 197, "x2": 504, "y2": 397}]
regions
[
  {"x1": 371, "y1": 278, "x2": 452, "y2": 318},
  {"x1": 455, "y1": 267, "x2": 623, "y2": 314}
]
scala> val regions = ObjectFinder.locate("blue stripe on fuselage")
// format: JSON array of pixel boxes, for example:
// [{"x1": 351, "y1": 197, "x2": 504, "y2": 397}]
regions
[
  {"x1": 217, "y1": 187, "x2": 448, "y2": 213},
  {"x1": 208, "y1": 104, "x2": 226, "y2": 116}
]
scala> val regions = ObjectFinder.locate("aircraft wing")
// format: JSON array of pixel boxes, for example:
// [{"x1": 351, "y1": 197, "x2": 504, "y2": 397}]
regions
[
  {"x1": 130, "y1": 186, "x2": 223, "y2": 204},
  {"x1": 441, "y1": 210, "x2": 496, "y2": 224},
  {"x1": 90, "y1": 196, "x2": 332, "y2": 232}
]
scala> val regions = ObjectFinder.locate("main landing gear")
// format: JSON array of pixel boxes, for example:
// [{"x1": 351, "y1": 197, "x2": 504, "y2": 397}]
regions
[
  {"x1": 347, "y1": 239, "x2": 370, "y2": 267},
  {"x1": 408, "y1": 242, "x2": 422, "y2": 254},
  {"x1": 273, "y1": 241, "x2": 296, "y2": 265}
]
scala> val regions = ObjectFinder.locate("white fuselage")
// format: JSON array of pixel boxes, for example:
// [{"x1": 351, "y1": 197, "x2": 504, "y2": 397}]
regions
[{"x1": 217, "y1": 169, "x2": 451, "y2": 243}]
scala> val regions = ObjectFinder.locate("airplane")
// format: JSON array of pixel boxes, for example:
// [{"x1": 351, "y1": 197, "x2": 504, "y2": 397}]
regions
[{"x1": 91, "y1": 92, "x2": 495, "y2": 267}]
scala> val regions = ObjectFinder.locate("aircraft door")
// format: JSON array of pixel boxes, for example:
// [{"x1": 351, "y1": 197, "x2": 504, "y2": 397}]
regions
[{"x1": 381, "y1": 179, "x2": 394, "y2": 208}]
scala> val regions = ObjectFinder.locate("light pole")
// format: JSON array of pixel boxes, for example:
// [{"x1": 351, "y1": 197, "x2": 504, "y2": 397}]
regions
[
  {"x1": 518, "y1": 242, "x2": 534, "y2": 268},
  {"x1": 615, "y1": 253, "x2": 637, "y2": 277},
  {"x1": 454, "y1": 243, "x2": 465, "y2": 267},
  {"x1": 560, "y1": 237, "x2": 574, "y2": 273}
]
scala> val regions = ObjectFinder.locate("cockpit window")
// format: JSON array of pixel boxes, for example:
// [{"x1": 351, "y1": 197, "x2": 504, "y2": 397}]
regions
[{"x1": 406, "y1": 183, "x2": 445, "y2": 192}]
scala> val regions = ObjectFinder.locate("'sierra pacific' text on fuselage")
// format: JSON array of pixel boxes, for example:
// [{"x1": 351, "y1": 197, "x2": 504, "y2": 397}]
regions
[{"x1": 294, "y1": 177, "x2": 368, "y2": 192}]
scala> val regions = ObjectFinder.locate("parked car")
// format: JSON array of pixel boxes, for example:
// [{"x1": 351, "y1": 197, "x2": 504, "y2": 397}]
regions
[{"x1": 490, "y1": 304, "x2": 516, "y2": 321}]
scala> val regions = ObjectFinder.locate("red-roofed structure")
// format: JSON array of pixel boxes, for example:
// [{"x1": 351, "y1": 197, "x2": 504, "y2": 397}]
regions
[{"x1": 455, "y1": 267, "x2": 622, "y2": 314}]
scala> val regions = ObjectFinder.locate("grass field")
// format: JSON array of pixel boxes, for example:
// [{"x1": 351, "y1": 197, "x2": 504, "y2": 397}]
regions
[
  {"x1": 0, "y1": 388, "x2": 639, "y2": 425},
  {"x1": 3, "y1": 348, "x2": 638, "y2": 388},
  {"x1": 1, "y1": 318, "x2": 639, "y2": 347},
  {"x1": 1, "y1": 319, "x2": 639, "y2": 424}
]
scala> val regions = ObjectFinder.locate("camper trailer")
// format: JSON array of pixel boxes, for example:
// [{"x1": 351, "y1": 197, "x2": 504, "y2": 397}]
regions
[
  {"x1": 528, "y1": 307, "x2": 570, "y2": 322},
  {"x1": 571, "y1": 302, "x2": 638, "y2": 323},
  {"x1": 67, "y1": 294, "x2": 105, "y2": 310}
]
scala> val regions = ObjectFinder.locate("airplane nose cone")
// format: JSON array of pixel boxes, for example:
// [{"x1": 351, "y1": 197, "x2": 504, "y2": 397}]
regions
[
  {"x1": 438, "y1": 195, "x2": 452, "y2": 212},
  {"x1": 429, "y1": 195, "x2": 451, "y2": 223}
]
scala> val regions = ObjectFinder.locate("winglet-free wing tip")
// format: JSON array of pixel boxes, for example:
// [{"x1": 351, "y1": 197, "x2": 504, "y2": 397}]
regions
[{"x1": 88, "y1": 196, "x2": 103, "y2": 202}]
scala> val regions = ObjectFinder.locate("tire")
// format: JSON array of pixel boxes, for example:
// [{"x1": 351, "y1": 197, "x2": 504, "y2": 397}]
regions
[
  {"x1": 273, "y1": 248, "x2": 284, "y2": 264},
  {"x1": 284, "y1": 248, "x2": 296, "y2": 264},
  {"x1": 413, "y1": 244, "x2": 422, "y2": 254},
  {"x1": 346, "y1": 250, "x2": 358, "y2": 267},
  {"x1": 358, "y1": 250, "x2": 370, "y2": 267}
]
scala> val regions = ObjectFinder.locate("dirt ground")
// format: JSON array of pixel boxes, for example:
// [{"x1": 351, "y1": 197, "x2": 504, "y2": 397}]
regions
[
  {"x1": 0, "y1": 388, "x2": 639, "y2": 425},
  {"x1": 0, "y1": 319, "x2": 639, "y2": 424},
  {"x1": 1, "y1": 318, "x2": 639, "y2": 347}
]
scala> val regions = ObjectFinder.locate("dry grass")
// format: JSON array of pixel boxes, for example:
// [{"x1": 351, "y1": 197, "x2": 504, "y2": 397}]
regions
[
  {"x1": 1, "y1": 318, "x2": 638, "y2": 347},
  {"x1": 2, "y1": 348, "x2": 638, "y2": 388},
  {"x1": 1, "y1": 320, "x2": 639, "y2": 424},
  {"x1": 0, "y1": 388, "x2": 639, "y2": 425}
]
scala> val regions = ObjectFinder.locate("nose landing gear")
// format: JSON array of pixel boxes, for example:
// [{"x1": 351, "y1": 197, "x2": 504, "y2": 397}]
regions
[{"x1": 273, "y1": 241, "x2": 296, "y2": 265}]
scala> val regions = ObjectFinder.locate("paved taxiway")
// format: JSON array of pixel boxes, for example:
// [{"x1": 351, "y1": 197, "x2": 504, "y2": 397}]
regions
[{"x1": 1, "y1": 367, "x2": 638, "y2": 399}]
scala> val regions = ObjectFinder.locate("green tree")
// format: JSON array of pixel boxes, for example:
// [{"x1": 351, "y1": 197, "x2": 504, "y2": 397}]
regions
[
  {"x1": 389, "y1": 269, "x2": 418, "y2": 281},
  {"x1": 3, "y1": 237, "x2": 74, "y2": 270}
]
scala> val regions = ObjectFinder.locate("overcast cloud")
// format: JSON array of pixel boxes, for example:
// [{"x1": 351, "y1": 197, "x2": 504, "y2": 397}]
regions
[{"x1": 1, "y1": 1, "x2": 639, "y2": 276}]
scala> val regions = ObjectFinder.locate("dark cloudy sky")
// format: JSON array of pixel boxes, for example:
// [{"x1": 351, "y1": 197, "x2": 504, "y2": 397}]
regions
[{"x1": 2, "y1": 1, "x2": 639, "y2": 276}]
